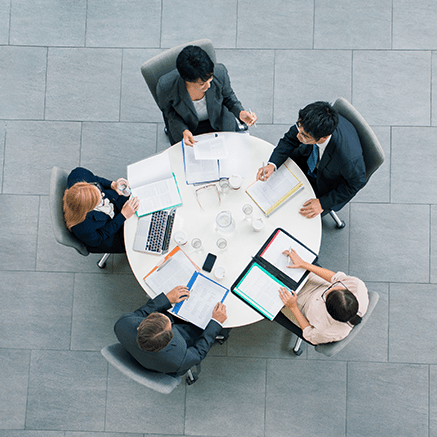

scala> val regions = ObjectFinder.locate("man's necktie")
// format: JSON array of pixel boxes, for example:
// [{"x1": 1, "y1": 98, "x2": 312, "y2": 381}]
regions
[{"x1": 307, "y1": 144, "x2": 319, "y2": 178}]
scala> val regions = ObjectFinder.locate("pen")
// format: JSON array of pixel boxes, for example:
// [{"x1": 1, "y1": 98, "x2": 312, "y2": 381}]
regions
[
  {"x1": 262, "y1": 161, "x2": 266, "y2": 180},
  {"x1": 157, "y1": 257, "x2": 172, "y2": 272},
  {"x1": 249, "y1": 108, "x2": 257, "y2": 127}
]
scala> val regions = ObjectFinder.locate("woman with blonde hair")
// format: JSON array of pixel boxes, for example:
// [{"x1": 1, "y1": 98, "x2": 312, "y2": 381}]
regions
[{"x1": 63, "y1": 167, "x2": 139, "y2": 253}]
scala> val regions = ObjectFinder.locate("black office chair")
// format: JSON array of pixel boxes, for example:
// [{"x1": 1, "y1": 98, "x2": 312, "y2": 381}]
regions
[
  {"x1": 329, "y1": 97, "x2": 385, "y2": 228},
  {"x1": 289, "y1": 290, "x2": 379, "y2": 357},
  {"x1": 49, "y1": 166, "x2": 111, "y2": 269}
]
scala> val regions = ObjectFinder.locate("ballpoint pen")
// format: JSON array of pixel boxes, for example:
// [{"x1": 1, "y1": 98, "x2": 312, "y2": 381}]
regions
[
  {"x1": 262, "y1": 161, "x2": 266, "y2": 180},
  {"x1": 157, "y1": 257, "x2": 172, "y2": 272}
]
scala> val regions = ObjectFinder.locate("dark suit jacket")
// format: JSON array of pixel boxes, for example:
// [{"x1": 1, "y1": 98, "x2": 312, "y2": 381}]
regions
[
  {"x1": 67, "y1": 167, "x2": 127, "y2": 253},
  {"x1": 114, "y1": 293, "x2": 222, "y2": 376},
  {"x1": 156, "y1": 63, "x2": 244, "y2": 144},
  {"x1": 269, "y1": 115, "x2": 367, "y2": 211}
]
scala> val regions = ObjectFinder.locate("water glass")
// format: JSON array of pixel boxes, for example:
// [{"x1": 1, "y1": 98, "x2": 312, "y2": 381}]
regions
[
  {"x1": 219, "y1": 178, "x2": 230, "y2": 194},
  {"x1": 117, "y1": 182, "x2": 132, "y2": 197},
  {"x1": 216, "y1": 238, "x2": 227, "y2": 251},
  {"x1": 191, "y1": 237, "x2": 202, "y2": 251},
  {"x1": 242, "y1": 204, "x2": 253, "y2": 220},
  {"x1": 216, "y1": 211, "x2": 233, "y2": 232}
]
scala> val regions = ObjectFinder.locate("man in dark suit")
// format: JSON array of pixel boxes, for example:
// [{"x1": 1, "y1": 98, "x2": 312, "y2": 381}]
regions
[
  {"x1": 257, "y1": 101, "x2": 366, "y2": 218},
  {"x1": 114, "y1": 286, "x2": 227, "y2": 376}
]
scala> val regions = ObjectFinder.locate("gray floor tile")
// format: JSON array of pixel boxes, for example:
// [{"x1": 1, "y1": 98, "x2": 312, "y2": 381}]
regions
[
  {"x1": 105, "y1": 365, "x2": 186, "y2": 434},
  {"x1": 227, "y1": 318, "x2": 305, "y2": 359},
  {"x1": 10, "y1": 0, "x2": 86, "y2": 46},
  {"x1": 71, "y1": 273, "x2": 146, "y2": 351},
  {"x1": 237, "y1": 0, "x2": 313, "y2": 49},
  {"x1": 0, "y1": 0, "x2": 10, "y2": 44},
  {"x1": 353, "y1": 51, "x2": 431, "y2": 126},
  {"x1": 431, "y1": 205, "x2": 437, "y2": 283},
  {"x1": 0, "y1": 120, "x2": 5, "y2": 191},
  {"x1": 161, "y1": 0, "x2": 238, "y2": 49},
  {"x1": 347, "y1": 362, "x2": 428, "y2": 437},
  {"x1": 349, "y1": 203, "x2": 430, "y2": 282},
  {"x1": 0, "y1": 46, "x2": 47, "y2": 120},
  {"x1": 314, "y1": 0, "x2": 392, "y2": 49},
  {"x1": 0, "y1": 194, "x2": 39, "y2": 270},
  {"x1": 80, "y1": 122, "x2": 157, "y2": 179},
  {"x1": 185, "y1": 357, "x2": 266, "y2": 436},
  {"x1": 45, "y1": 48, "x2": 122, "y2": 122},
  {"x1": 86, "y1": 0, "x2": 161, "y2": 48},
  {"x1": 392, "y1": 127, "x2": 437, "y2": 203},
  {"x1": 430, "y1": 366, "x2": 437, "y2": 437},
  {"x1": 0, "y1": 349, "x2": 31, "y2": 429},
  {"x1": 393, "y1": 0, "x2": 437, "y2": 49},
  {"x1": 432, "y1": 52, "x2": 437, "y2": 127},
  {"x1": 0, "y1": 271, "x2": 74, "y2": 349},
  {"x1": 66, "y1": 433, "x2": 142, "y2": 437},
  {"x1": 274, "y1": 50, "x2": 352, "y2": 125},
  {"x1": 389, "y1": 283, "x2": 437, "y2": 364},
  {"x1": 250, "y1": 124, "x2": 291, "y2": 150},
  {"x1": 1, "y1": 432, "x2": 64, "y2": 437},
  {"x1": 318, "y1": 206, "x2": 350, "y2": 273},
  {"x1": 308, "y1": 282, "x2": 389, "y2": 362},
  {"x1": 352, "y1": 126, "x2": 391, "y2": 203},
  {"x1": 26, "y1": 350, "x2": 107, "y2": 431},
  {"x1": 265, "y1": 360, "x2": 347, "y2": 437},
  {"x1": 120, "y1": 48, "x2": 163, "y2": 123},
  {"x1": 216, "y1": 49, "x2": 275, "y2": 124},
  {"x1": 3, "y1": 121, "x2": 81, "y2": 194},
  {"x1": 36, "y1": 196, "x2": 114, "y2": 274}
]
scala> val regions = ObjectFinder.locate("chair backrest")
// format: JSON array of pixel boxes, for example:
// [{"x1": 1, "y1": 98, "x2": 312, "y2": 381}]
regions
[
  {"x1": 141, "y1": 38, "x2": 216, "y2": 105},
  {"x1": 333, "y1": 97, "x2": 385, "y2": 181},
  {"x1": 101, "y1": 343, "x2": 181, "y2": 394},
  {"x1": 49, "y1": 166, "x2": 89, "y2": 256},
  {"x1": 314, "y1": 290, "x2": 379, "y2": 357}
]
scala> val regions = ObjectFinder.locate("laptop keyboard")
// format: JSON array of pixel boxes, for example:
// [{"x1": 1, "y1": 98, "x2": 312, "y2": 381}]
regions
[{"x1": 145, "y1": 210, "x2": 175, "y2": 254}]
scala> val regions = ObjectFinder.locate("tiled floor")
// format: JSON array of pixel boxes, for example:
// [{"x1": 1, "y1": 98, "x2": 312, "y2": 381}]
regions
[{"x1": 1, "y1": 1, "x2": 437, "y2": 436}]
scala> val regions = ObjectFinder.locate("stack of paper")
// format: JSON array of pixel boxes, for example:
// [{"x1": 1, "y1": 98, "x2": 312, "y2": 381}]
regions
[{"x1": 127, "y1": 151, "x2": 182, "y2": 217}]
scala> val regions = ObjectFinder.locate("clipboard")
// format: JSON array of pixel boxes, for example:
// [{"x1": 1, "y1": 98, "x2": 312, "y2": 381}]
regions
[{"x1": 231, "y1": 228, "x2": 318, "y2": 320}]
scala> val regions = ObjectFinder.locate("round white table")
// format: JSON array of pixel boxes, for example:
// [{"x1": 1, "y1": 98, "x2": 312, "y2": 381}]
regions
[{"x1": 125, "y1": 133, "x2": 322, "y2": 328}]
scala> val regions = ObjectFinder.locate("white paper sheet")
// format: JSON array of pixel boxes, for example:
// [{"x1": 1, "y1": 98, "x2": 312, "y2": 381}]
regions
[{"x1": 193, "y1": 134, "x2": 228, "y2": 160}]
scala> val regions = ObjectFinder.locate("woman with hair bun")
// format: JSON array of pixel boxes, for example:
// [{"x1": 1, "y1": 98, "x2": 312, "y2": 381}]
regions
[
  {"x1": 276, "y1": 249, "x2": 368, "y2": 345},
  {"x1": 63, "y1": 167, "x2": 139, "y2": 253}
]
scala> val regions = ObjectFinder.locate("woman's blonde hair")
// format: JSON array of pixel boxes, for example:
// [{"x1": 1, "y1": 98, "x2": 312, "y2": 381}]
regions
[{"x1": 63, "y1": 182, "x2": 100, "y2": 230}]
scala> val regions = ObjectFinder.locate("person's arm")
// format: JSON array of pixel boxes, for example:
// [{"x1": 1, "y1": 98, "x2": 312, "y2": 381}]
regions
[
  {"x1": 269, "y1": 125, "x2": 302, "y2": 169},
  {"x1": 318, "y1": 156, "x2": 367, "y2": 212},
  {"x1": 215, "y1": 64, "x2": 244, "y2": 120},
  {"x1": 283, "y1": 249, "x2": 335, "y2": 283},
  {"x1": 156, "y1": 74, "x2": 191, "y2": 143},
  {"x1": 278, "y1": 287, "x2": 310, "y2": 331}
]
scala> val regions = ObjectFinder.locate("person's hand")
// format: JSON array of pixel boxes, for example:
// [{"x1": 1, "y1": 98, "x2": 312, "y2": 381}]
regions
[
  {"x1": 166, "y1": 285, "x2": 190, "y2": 304},
  {"x1": 239, "y1": 110, "x2": 257, "y2": 126},
  {"x1": 278, "y1": 287, "x2": 298, "y2": 309},
  {"x1": 299, "y1": 198, "x2": 323, "y2": 218},
  {"x1": 256, "y1": 163, "x2": 275, "y2": 181},
  {"x1": 121, "y1": 196, "x2": 139, "y2": 219},
  {"x1": 112, "y1": 178, "x2": 130, "y2": 196},
  {"x1": 182, "y1": 129, "x2": 197, "y2": 147},
  {"x1": 212, "y1": 302, "x2": 227, "y2": 324},
  {"x1": 282, "y1": 248, "x2": 306, "y2": 269}
]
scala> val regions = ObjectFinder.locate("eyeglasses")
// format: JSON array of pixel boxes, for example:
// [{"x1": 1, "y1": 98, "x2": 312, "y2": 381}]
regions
[
  {"x1": 320, "y1": 281, "x2": 349, "y2": 302},
  {"x1": 90, "y1": 182, "x2": 105, "y2": 206},
  {"x1": 195, "y1": 184, "x2": 221, "y2": 211}
]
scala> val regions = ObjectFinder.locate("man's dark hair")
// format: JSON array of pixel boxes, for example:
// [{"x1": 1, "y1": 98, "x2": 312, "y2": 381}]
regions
[
  {"x1": 298, "y1": 101, "x2": 339, "y2": 141},
  {"x1": 176, "y1": 45, "x2": 214, "y2": 83},
  {"x1": 325, "y1": 288, "x2": 362, "y2": 326},
  {"x1": 137, "y1": 313, "x2": 173, "y2": 352}
]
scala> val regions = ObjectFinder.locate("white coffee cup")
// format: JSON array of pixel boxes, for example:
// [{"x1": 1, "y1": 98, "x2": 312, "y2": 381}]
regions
[
  {"x1": 214, "y1": 266, "x2": 226, "y2": 280},
  {"x1": 252, "y1": 217, "x2": 265, "y2": 232},
  {"x1": 229, "y1": 174, "x2": 243, "y2": 190}
]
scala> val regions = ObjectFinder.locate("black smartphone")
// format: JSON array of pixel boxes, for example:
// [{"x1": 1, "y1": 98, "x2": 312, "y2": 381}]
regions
[{"x1": 202, "y1": 253, "x2": 217, "y2": 272}]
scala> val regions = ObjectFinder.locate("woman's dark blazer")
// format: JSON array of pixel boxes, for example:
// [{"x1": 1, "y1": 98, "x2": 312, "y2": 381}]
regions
[
  {"x1": 156, "y1": 63, "x2": 244, "y2": 144},
  {"x1": 67, "y1": 167, "x2": 128, "y2": 253}
]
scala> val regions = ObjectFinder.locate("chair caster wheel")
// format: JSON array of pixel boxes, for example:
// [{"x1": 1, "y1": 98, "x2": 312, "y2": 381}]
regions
[
  {"x1": 97, "y1": 261, "x2": 106, "y2": 269},
  {"x1": 293, "y1": 348, "x2": 303, "y2": 356},
  {"x1": 336, "y1": 220, "x2": 346, "y2": 229}
]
